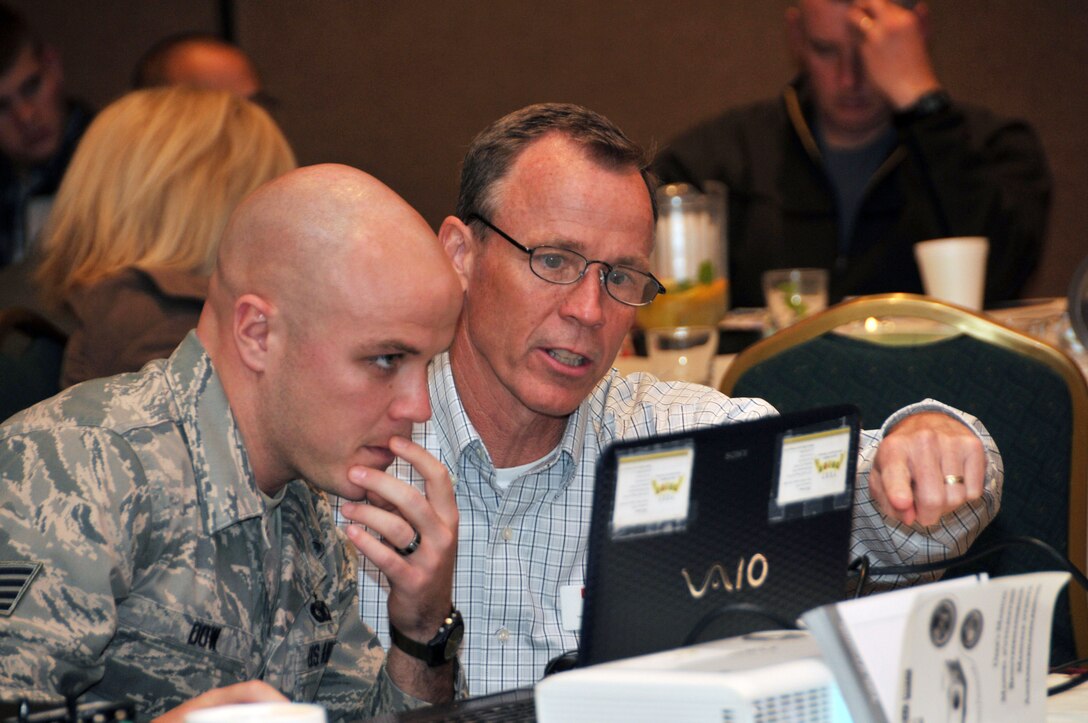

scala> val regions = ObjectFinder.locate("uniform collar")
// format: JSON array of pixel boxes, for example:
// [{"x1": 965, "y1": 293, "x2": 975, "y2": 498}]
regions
[{"x1": 166, "y1": 331, "x2": 266, "y2": 534}]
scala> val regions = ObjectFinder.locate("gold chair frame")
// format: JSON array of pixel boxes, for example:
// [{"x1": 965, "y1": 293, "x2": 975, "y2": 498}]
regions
[{"x1": 720, "y1": 292, "x2": 1088, "y2": 657}]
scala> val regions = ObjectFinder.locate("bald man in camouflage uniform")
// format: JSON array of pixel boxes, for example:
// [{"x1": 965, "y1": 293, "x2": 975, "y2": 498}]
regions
[{"x1": 0, "y1": 165, "x2": 464, "y2": 720}]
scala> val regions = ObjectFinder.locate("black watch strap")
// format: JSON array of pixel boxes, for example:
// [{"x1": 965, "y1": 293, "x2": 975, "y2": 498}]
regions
[
  {"x1": 389, "y1": 608, "x2": 464, "y2": 667},
  {"x1": 894, "y1": 89, "x2": 951, "y2": 126}
]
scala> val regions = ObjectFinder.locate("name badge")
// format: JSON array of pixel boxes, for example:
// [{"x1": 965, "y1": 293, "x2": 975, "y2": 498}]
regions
[{"x1": 560, "y1": 584, "x2": 584, "y2": 632}]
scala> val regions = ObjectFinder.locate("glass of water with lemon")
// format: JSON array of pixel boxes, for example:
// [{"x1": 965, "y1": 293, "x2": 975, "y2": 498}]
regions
[
  {"x1": 636, "y1": 183, "x2": 729, "y2": 330},
  {"x1": 761, "y1": 268, "x2": 829, "y2": 332}
]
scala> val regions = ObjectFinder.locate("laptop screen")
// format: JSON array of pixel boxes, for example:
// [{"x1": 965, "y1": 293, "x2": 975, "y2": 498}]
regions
[{"x1": 578, "y1": 405, "x2": 860, "y2": 667}]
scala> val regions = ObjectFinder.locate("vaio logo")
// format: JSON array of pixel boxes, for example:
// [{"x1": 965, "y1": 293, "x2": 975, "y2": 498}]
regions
[{"x1": 681, "y1": 553, "x2": 769, "y2": 599}]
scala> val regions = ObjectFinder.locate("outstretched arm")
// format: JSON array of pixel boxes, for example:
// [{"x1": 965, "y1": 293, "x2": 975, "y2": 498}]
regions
[{"x1": 851, "y1": 401, "x2": 1002, "y2": 590}]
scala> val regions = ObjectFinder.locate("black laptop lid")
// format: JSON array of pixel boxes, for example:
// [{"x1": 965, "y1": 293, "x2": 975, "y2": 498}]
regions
[{"x1": 577, "y1": 404, "x2": 860, "y2": 667}]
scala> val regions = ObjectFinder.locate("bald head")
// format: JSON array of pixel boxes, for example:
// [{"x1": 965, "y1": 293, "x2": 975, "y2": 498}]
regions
[
  {"x1": 212, "y1": 163, "x2": 451, "y2": 323},
  {"x1": 201, "y1": 163, "x2": 460, "y2": 366},
  {"x1": 199, "y1": 164, "x2": 463, "y2": 491},
  {"x1": 136, "y1": 36, "x2": 260, "y2": 98}
]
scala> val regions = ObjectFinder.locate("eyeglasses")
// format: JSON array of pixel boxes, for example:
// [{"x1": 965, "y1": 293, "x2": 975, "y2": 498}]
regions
[{"x1": 467, "y1": 214, "x2": 666, "y2": 307}]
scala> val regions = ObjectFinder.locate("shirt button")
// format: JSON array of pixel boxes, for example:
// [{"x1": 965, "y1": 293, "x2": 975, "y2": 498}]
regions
[
  {"x1": 501, "y1": 527, "x2": 514, "y2": 542},
  {"x1": 497, "y1": 627, "x2": 510, "y2": 644}
]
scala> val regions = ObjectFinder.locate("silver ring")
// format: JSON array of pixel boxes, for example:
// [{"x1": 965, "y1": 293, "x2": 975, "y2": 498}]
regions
[
  {"x1": 944, "y1": 475, "x2": 965, "y2": 486},
  {"x1": 394, "y1": 530, "x2": 421, "y2": 556}
]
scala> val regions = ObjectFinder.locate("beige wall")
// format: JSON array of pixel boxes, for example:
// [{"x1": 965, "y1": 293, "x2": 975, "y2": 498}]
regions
[{"x1": 13, "y1": 0, "x2": 1088, "y2": 298}]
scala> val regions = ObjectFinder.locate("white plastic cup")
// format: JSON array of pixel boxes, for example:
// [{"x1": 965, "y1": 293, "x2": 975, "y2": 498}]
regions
[
  {"x1": 913, "y1": 237, "x2": 989, "y2": 311},
  {"x1": 184, "y1": 703, "x2": 327, "y2": 723}
]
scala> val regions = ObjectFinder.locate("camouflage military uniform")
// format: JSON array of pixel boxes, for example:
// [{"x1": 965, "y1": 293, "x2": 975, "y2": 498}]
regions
[{"x1": 0, "y1": 332, "x2": 423, "y2": 720}]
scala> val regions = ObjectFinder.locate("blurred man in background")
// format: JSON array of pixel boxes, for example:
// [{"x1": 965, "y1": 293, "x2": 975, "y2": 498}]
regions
[
  {"x1": 654, "y1": 0, "x2": 1051, "y2": 307},
  {"x1": 0, "y1": 2, "x2": 92, "y2": 267}
]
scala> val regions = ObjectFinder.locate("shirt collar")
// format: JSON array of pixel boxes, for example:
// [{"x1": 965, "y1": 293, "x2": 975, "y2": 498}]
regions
[
  {"x1": 166, "y1": 331, "x2": 266, "y2": 534},
  {"x1": 430, "y1": 351, "x2": 611, "y2": 493}
]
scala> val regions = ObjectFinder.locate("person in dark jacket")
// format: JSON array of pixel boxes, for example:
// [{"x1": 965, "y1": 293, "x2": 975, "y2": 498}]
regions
[
  {"x1": 0, "y1": 3, "x2": 92, "y2": 268},
  {"x1": 653, "y1": 0, "x2": 1051, "y2": 308}
]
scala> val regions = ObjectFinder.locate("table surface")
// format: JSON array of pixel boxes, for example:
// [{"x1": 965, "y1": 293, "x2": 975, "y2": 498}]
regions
[
  {"x1": 1046, "y1": 674, "x2": 1088, "y2": 720},
  {"x1": 616, "y1": 298, "x2": 1088, "y2": 386}
]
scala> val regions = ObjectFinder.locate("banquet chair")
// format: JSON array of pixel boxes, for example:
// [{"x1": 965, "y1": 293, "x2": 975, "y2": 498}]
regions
[
  {"x1": 0, "y1": 306, "x2": 67, "y2": 423},
  {"x1": 719, "y1": 293, "x2": 1088, "y2": 664}
]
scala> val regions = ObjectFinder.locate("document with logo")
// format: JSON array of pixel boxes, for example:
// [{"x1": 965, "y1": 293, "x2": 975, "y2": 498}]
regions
[
  {"x1": 611, "y1": 442, "x2": 694, "y2": 538},
  {"x1": 776, "y1": 425, "x2": 851, "y2": 506},
  {"x1": 801, "y1": 572, "x2": 1069, "y2": 723}
]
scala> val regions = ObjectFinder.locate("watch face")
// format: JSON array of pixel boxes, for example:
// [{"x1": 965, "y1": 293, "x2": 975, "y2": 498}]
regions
[{"x1": 444, "y1": 623, "x2": 465, "y2": 659}]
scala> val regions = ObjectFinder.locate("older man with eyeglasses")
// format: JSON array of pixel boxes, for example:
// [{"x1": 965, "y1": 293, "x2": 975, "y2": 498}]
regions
[{"x1": 335, "y1": 102, "x2": 1001, "y2": 696}]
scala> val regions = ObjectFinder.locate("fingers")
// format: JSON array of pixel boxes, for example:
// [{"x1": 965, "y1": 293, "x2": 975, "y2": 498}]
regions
[
  {"x1": 152, "y1": 681, "x2": 288, "y2": 722},
  {"x1": 871, "y1": 452, "x2": 918, "y2": 526},
  {"x1": 340, "y1": 441, "x2": 458, "y2": 642},
  {"x1": 341, "y1": 499, "x2": 419, "y2": 550},
  {"x1": 846, "y1": 3, "x2": 874, "y2": 37},
  {"x1": 390, "y1": 435, "x2": 459, "y2": 520},
  {"x1": 846, "y1": 0, "x2": 940, "y2": 108},
  {"x1": 343, "y1": 517, "x2": 416, "y2": 575},
  {"x1": 849, "y1": 0, "x2": 904, "y2": 28},
  {"x1": 340, "y1": 480, "x2": 426, "y2": 563},
  {"x1": 873, "y1": 412, "x2": 986, "y2": 527},
  {"x1": 340, "y1": 437, "x2": 457, "y2": 557}
]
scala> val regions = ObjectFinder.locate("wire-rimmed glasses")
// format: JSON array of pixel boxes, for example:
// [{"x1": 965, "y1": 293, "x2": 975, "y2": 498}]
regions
[{"x1": 467, "y1": 214, "x2": 665, "y2": 307}]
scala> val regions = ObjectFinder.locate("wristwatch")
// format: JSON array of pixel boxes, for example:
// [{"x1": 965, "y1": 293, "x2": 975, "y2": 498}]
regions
[
  {"x1": 894, "y1": 89, "x2": 951, "y2": 126},
  {"x1": 389, "y1": 608, "x2": 464, "y2": 667}
]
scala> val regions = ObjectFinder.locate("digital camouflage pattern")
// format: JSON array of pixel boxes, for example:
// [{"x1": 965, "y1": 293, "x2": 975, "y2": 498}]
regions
[{"x1": 0, "y1": 332, "x2": 423, "y2": 720}]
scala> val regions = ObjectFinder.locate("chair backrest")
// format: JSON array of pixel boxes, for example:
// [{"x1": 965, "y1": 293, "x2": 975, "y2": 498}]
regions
[
  {"x1": 0, "y1": 307, "x2": 67, "y2": 423},
  {"x1": 720, "y1": 293, "x2": 1088, "y2": 664}
]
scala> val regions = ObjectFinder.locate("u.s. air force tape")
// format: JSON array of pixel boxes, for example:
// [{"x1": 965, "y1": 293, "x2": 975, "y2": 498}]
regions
[{"x1": 0, "y1": 561, "x2": 43, "y2": 616}]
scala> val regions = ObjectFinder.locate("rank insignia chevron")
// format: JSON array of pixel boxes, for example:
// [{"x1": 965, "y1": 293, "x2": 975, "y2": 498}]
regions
[{"x1": 0, "y1": 561, "x2": 43, "y2": 616}]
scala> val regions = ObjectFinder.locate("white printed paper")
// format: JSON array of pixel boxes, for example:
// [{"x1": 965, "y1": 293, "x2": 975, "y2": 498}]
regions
[{"x1": 898, "y1": 572, "x2": 1069, "y2": 722}]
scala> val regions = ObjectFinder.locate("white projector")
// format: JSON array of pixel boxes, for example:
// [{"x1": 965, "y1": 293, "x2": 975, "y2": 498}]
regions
[{"x1": 534, "y1": 631, "x2": 853, "y2": 723}]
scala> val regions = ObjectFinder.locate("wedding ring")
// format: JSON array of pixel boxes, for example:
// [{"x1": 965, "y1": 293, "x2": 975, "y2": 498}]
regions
[
  {"x1": 394, "y1": 530, "x2": 421, "y2": 556},
  {"x1": 859, "y1": 15, "x2": 874, "y2": 30},
  {"x1": 944, "y1": 475, "x2": 965, "y2": 486}
]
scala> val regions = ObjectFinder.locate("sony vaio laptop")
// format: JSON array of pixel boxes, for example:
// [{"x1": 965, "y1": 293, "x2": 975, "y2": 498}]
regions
[{"x1": 577, "y1": 404, "x2": 860, "y2": 667}]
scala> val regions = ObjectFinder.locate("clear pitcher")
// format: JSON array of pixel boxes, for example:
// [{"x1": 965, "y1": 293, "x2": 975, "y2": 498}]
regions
[{"x1": 636, "y1": 182, "x2": 728, "y2": 329}]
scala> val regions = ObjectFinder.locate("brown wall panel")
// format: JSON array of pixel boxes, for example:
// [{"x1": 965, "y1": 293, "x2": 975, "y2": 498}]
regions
[{"x1": 11, "y1": 0, "x2": 1088, "y2": 298}]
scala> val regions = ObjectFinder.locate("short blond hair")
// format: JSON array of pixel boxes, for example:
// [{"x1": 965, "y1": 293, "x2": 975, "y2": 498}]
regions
[{"x1": 37, "y1": 86, "x2": 296, "y2": 303}]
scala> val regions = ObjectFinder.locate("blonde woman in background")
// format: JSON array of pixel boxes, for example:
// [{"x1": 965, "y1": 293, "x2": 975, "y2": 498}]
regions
[{"x1": 36, "y1": 86, "x2": 296, "y2": 388}]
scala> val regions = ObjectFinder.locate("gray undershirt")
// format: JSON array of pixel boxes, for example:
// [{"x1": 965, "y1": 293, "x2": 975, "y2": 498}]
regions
[{"x1": 817, "y1": 125, "x2": 897, "y2": 255}]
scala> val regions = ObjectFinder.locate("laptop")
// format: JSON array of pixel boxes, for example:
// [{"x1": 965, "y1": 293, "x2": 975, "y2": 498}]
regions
[
  {"x1": 578, "y1": 404, "x2": 860, "y2": 666},
  {"x1": 364, "y1": 404, "x2": 860, "y2": 722}
]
